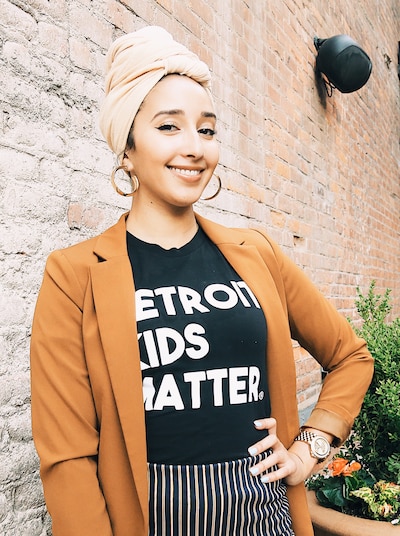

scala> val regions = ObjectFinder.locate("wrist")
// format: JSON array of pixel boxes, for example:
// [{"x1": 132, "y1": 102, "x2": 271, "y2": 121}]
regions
[{"x1": 286, "y1": 446, "x2": 315, "y2": 484}]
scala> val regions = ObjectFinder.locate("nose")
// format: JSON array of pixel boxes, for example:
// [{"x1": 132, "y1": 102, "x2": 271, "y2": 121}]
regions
[{"x1": 181, "y1": 128, "x2": 204, "y2": 159}]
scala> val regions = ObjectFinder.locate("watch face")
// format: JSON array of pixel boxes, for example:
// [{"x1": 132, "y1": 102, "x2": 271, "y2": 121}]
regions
[{"x1": 312, "y1": 437, "x2": 331, "y2": 458}]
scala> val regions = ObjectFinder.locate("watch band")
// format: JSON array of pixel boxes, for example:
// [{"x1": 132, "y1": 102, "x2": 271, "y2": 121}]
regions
[{"x1": 295, "y1": 430, "x2": 317, "y2": 443}]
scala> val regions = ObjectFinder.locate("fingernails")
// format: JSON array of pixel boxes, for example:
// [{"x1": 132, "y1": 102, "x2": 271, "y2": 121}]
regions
[
  {"x1": 261, "y1": 475, "x2": 269, "y2": 483},
  {"x1": 248, "y1": 446, "x2": 258, "y2": 456},
  {"x1": 253, "y1": 420, "x2": 263, "y2": 428},
  {"x1": 249, "y1": 466, "x2": 259, "y2": 476}
]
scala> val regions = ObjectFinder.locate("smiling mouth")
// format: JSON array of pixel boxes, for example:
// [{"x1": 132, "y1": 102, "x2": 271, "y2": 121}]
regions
[{"x1": 168, "y1": 166, "x2": 203, "y2": 177}]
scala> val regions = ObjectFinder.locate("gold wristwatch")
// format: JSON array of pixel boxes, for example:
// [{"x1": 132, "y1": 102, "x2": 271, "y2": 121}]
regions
[{"x1": 294, "y1": 430, "x2": 331, "y2": 463}]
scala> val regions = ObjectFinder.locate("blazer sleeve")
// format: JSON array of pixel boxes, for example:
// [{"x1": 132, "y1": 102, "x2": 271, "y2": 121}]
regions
[
  {"x1": 30, "y1": 250, "x2": 113, "y2": 536},
  {"x1": 251, "y1": 229, "x2": 374, "y2": 445}
]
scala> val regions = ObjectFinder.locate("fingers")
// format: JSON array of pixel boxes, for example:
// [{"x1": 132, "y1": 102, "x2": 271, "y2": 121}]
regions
[
  {"x1": 247, "y1": 417, "x2": 299, "y2": 484},
  {"x1": 249, "y1": 446, "x2": 297, "y2": 484},
  {"x1": 253, "y1": 417, "x2": 277, "y2": 433},
  {"x1": 247, "y1": 418, "x2": 277, "y2": 457}
]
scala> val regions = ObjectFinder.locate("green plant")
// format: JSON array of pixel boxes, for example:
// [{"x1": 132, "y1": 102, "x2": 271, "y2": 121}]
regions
[
  {"x1": 351, "y1": 281, "x2": 400, "y2": 484},
  {"x1": 307, "y1": 455, "x2": 400, "y2": 522},
  {"x1": 352, "y1": 480, "x2": 400, "y2": 520},
  {"x1": 307, "y1": 282, "x2": 400, "y2": 523}
]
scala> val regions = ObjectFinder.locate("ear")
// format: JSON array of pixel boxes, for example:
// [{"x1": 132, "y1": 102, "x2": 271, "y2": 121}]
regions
[{"x1": 122, "y1": 151, "x2": 135, "y2": 174}]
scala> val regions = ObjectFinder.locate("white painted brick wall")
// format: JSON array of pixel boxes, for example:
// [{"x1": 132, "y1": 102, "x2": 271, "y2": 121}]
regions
[{"x1": 1, "y1": 1, "x2": 399, "y2": 534}]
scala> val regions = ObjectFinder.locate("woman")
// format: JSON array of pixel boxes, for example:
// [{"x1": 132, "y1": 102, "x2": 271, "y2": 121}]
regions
[{"x1": 30, "y1": 26, "x2": 373, "y2": 536}]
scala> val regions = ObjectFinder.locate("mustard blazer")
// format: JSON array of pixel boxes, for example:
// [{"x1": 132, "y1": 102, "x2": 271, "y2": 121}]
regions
[{"x1": 30, "y1": 213, "x2": 373, "y2": 536}]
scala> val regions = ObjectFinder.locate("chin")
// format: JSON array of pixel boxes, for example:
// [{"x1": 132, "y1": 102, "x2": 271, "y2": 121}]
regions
[
  {"x1": 172, "y1": 198, "x2": 200, "y2": 209},
  {"x1": 170, "y1": 190, "x2": 203, "y2": 208}
]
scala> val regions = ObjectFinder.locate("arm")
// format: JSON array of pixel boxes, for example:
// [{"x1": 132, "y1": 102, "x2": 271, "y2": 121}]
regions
[
  {"x1": 280, "y1": 251, "x2": 374, "y2": 444},
  {"x1": 31, "y1": 251, "x2": 113, "y2": 536},
  {"x1": 246, "y1": 230, "x2": 373, "y2": 484},
  {"x1": 260, "y1": 232, "x2": 374, "y2": 443}
]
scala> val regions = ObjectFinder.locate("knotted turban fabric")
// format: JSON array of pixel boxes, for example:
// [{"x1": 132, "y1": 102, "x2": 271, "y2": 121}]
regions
[{"x1": 99, "y1": 26, "x2": 212, "y2": 159}]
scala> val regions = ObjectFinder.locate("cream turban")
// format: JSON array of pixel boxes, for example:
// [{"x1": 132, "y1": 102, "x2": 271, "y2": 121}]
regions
[{"x1": 99, "y1": 26, "x2": 212, "y2": 158}]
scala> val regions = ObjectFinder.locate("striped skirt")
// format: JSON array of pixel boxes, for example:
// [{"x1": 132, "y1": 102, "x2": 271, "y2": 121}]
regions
[{"x1": 148, "y1": 454, "x2": 294, "y2": 536}]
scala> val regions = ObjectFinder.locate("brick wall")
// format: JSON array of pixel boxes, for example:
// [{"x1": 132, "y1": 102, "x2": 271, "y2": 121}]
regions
[{"x1": 0, "y1": 0, "x2": 399, "y2": 533}]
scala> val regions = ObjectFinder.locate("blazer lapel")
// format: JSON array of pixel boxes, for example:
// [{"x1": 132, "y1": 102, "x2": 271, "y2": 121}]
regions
[
  {"x1": 90, "y1": 214, "x2": 148, "y2": 519},
  {"x1": 216, "y1": 242, "x2": 296, "y2": 438},
  {"x1": 196, "y1": 214, "x2": 297, "y2": 445}
]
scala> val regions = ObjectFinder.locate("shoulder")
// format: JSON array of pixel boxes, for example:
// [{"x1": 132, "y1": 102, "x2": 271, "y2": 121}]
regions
[
  {"x1": 44, "y1": 213, "x2": 128, "y2": 285},
  {"x1": 48, "y1": 212, "x2": 127, "y2": 264},
  {"x1": 236, "y1": 226, "x2": 279, "y2": 252},
  {"x1": 46, "y1": 234, "x2": 101, "y2": 278},
  {"x1": 49, "y1": 235, "x2": 100, "y2": 266},
  {"x1": 42, "y1": 235, "x2": 103, "y2": 301},
  {"x1": 200, "y1": 216, "x2": 284, "y2": 266},
  {"x1": 196, "y1": 213, "x2": 279, "y2": 253}
]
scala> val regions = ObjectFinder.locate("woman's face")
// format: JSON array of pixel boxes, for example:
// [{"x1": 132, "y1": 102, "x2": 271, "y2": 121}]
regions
[{"x1": 123, "y1": 74, "x2": 219, "y2": 210}]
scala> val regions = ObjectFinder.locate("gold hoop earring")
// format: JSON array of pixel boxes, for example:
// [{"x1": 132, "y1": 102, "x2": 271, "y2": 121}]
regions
[
  {"x1": 110, "y1": 165, "x2": 139, "y2": 197},
  {"x1": 201, "y1": 175, "x2": 222, "y2": 201},
  {"x1": 131, "y1": 174, "x2": 140, "y2": 193}
]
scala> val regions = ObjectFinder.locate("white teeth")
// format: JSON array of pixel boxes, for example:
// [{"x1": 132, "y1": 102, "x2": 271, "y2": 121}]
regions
[{"x1": 169, "y1": 167, "x2": 201, "y2": 176}]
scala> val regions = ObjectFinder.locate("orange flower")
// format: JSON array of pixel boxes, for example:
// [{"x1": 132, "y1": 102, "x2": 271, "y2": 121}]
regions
[
  {"x1": 328, "y1": 458, "x2": 361, "y2": 477},
  {"x1": 341, "y1": 461, "x2": 361, "y2": 476},
  {"x1": 328, "y1": 458, "x2": 348, "y2": 476}
]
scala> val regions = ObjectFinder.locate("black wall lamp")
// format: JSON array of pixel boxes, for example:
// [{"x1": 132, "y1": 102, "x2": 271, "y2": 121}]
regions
[{"x1": 314, "y1": 34, "x2": 372, "y2": 95}]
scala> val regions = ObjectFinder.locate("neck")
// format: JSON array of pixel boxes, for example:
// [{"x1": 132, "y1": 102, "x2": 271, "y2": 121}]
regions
[{"x1": 126, "y1": 202, "x2": 198, "y2": 249}]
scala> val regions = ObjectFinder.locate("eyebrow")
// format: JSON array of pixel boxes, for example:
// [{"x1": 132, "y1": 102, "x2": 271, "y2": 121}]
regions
[{"x1": 151, "y1": 109, "x2": 217, "y2": 120}]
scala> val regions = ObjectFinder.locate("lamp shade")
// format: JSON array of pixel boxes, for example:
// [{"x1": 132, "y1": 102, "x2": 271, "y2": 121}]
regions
[{"x1": 315, "y1": 35, "x2": 372, "y2": 93}]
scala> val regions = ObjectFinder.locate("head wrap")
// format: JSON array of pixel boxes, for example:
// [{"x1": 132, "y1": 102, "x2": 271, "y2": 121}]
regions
[{"x1": 99, "y1": 26, "x2": 212, "y2": 158}]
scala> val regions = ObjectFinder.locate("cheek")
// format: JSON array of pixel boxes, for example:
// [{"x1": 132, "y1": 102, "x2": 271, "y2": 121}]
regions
[{"x1": 208, "y1": 142, "x2": 220, "y2": 166}]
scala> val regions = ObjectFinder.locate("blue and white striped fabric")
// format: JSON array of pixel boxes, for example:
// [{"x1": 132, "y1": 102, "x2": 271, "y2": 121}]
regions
[{"x1": 148, "y1": 453, "x2": 294, "y2": 535}]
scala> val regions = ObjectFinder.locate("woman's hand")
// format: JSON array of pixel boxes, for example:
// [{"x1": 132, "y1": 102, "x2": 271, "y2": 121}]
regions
[{"x1": 247, "y1": 418, "x2": 317, "y2": 486}]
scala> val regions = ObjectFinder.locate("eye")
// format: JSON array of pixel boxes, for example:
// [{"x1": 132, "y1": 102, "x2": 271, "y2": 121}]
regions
[
  {"x1": 157, "y1": 123, "x2": 178, "y2": 132},
  {"x1": 198, "y1": 128, "x2": 216, "y2": 138}
]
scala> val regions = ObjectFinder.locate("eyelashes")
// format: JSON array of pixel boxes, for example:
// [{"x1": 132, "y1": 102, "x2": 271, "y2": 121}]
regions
[
  {"x1": 157, "y1": 124, "x2": 177, "y2": 131},
  {"x1": 198, "y1": 128, "x2": 217, "y2": 137},
  {"x1": 156, "y1": 124, "x2": 217, "y2": 137}
]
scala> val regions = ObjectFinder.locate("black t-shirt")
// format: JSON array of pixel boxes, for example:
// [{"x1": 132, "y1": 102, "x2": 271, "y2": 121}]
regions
[{"x1": 127, "y1": 227, "x2": 270, "y2": 464}]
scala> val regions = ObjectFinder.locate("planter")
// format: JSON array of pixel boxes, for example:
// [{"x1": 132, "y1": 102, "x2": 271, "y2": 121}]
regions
[{"x1": 306, "y1": 490, "x2": 400, "y2": 536}]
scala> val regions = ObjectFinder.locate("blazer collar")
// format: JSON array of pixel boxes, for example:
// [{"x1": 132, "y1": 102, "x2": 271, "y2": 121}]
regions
[
  {"x1": 195, "y1": 213, "x2": 246, "y2": 246},
  {"x1": 93, "y1": 212, "x2": 129, "y2": 260},
  {"x1": 92, "y1": 211, "x2": 246, "y2": 261}
]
